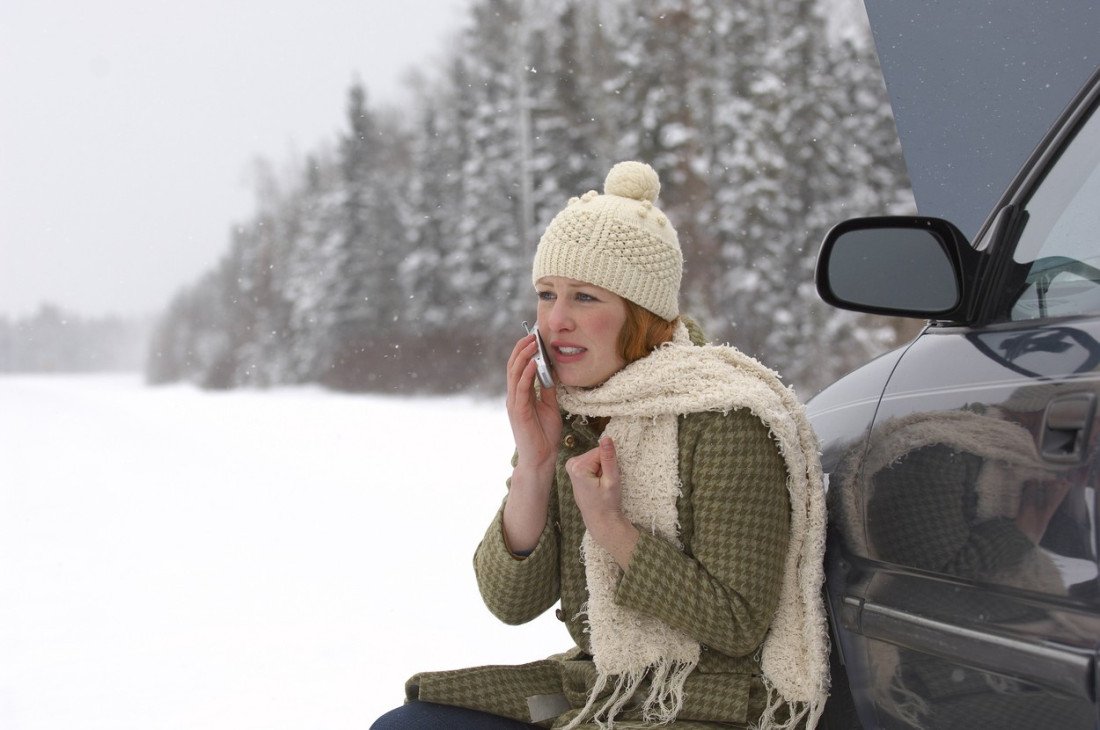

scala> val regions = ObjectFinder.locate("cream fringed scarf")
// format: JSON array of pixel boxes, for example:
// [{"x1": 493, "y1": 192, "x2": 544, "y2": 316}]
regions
[{"x1": 555, "y1": 323, "x2": 829, "y2": 729}]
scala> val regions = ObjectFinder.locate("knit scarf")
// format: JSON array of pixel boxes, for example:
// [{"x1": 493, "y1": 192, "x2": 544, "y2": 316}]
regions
[{"x1": 555, "y1": 323, "x2": 829, "y2": 729}]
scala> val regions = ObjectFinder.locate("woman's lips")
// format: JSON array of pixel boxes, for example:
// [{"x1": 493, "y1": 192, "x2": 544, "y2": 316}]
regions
[{"x1": 552, "y1": 344, "x2": 586, "y2": 362}]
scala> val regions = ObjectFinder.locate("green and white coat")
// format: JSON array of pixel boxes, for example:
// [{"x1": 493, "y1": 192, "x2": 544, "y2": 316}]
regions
[{"x1": 406, "y1": 322, "x2": 826, "y2": 729}]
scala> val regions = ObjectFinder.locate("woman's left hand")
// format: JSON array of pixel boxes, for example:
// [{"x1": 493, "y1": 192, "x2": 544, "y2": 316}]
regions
[{"x1": 567, "y1": 437, "x2": 639, "y2": 569}]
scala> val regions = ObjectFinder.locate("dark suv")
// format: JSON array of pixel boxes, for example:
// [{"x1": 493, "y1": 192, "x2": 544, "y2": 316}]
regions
[{"x1": 807, "y1": 32, "x2": 1100, "y2": 730}]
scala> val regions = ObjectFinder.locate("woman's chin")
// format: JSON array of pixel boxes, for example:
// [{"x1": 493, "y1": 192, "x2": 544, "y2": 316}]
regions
[
  {"x1": 557, "y1": 374, "x2": 608, "y2": 390},
  {"x1": 556, "y1": 374, "x2": 588, "y2": 389}
]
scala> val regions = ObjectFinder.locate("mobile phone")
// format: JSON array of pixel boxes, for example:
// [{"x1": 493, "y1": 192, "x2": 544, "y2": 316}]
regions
[{"x1": 521, "y1": 321, "x2": 554, "y2": 388}]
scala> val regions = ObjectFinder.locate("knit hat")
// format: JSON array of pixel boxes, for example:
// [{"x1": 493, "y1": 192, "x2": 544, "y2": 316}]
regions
[{"x1": 532, "y1": 161, "x2": 683, "y2": 320}]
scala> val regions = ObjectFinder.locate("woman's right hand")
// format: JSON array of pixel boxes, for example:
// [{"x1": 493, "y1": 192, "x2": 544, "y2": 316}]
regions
[
  {"x1": 503, "y1": 333, "x2": 562, "y2": 552},
  {"x1": 506, "y1": 332, "x2": 562, "y2": 473}
]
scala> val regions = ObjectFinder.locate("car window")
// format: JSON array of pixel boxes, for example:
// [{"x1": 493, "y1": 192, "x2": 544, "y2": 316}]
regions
[{"x1": 1010, "y1": 100, "x2": 1100, "y2": 321}]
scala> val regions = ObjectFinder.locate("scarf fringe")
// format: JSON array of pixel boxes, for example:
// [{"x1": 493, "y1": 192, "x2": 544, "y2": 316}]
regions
[
  {"x1": 563, "y1": 658, "x2": 695, "y2": 730},
  {"x1": 641, "y1": 656, "x2": 693, "y2": 721},
  {"x1": 753, "y1": 678, "x2": 826, "y2": 730}
]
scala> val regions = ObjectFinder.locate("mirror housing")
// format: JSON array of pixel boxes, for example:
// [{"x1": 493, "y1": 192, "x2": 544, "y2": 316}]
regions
[{"x1": 816, "y1": 216, "x2": 981, "y2": 321}]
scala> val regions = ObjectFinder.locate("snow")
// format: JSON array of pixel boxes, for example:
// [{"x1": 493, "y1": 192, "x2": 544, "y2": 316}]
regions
[{"x1": 0, "y1": 374, "x2": 566, "y2": 730}]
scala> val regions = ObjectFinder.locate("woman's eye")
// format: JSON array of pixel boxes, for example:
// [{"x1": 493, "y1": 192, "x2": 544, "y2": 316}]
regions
[
  {"x1": 537, "y1": 290, "x2": 555, "y2": 301},
  {"x1": 576, "y1": 292, "x2": 597, "y2": 302}
]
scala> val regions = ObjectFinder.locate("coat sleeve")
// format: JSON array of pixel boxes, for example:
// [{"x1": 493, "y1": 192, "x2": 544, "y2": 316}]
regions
[
  {"x1": 473, "y1": 476, "x2": 562, "y2": 625},
  {"x1": 614, "y1": 409, "x2": 790, "y2": 657}
]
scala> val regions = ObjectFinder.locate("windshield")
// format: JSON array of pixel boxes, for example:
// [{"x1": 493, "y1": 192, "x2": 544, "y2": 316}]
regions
[{"x1": 1010, "y1": 97, "x2": 1100, "y2": 321}]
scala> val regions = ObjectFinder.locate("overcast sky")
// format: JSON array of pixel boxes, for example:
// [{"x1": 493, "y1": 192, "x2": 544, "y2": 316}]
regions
[{"x1": 0, "y1": 0, "x2": 469, "y2": 320}]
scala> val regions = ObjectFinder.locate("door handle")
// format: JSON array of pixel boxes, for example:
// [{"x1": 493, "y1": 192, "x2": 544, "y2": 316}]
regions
[{"x1": 1040, "y1": 392, "x2": 1096, "y2": 463}]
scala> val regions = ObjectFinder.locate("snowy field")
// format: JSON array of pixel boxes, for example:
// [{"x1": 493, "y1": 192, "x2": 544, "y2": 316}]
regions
[{"x1": 0, "y1": 374, "x2": 566, "y2": 730}]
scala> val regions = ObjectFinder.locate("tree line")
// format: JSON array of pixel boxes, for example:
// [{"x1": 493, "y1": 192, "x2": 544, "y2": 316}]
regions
[
  {"x1": 1, "y1": 304, "x2": 150, "y2": 373},
  {"x1": 146, "y1": 0, "x2": 915, "y2": 398}
]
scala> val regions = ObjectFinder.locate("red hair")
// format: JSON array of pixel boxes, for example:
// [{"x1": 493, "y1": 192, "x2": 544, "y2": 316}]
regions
[{"x1": 618, "y1": 301, "x2": 679, "y2": 364}]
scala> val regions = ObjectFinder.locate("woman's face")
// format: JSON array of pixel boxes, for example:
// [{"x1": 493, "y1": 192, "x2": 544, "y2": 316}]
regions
[{"x1": 535, "y1": 276, "x2": 628, "y2": 388}]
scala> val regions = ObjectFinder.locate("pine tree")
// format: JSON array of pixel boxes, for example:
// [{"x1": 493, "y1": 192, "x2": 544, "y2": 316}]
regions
[
  {"x1": 398, "y1": 68, "x2": 482, "y2": 390},
  {"x1": 147, "y1": 0, "x2": 914, "y2": 397}
]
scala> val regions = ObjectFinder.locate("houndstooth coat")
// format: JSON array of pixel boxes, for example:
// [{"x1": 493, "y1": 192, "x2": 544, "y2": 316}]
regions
[{"x1": 405, "y1": 365, "x2": 793, "y2": 729}]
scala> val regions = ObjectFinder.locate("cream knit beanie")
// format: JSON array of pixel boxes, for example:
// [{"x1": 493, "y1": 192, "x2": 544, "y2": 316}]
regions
[{"x1": 532, "y1": 161, "x2": 683, "y2": 320}]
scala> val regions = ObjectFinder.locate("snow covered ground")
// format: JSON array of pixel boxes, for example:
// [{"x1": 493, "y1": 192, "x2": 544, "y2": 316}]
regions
[{"x1": 0, "y1": 374, "x2": 566, "y2": 730}]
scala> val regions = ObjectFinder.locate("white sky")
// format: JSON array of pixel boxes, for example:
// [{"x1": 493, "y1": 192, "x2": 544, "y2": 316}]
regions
[{"x1": 0, "y1": 0, "x2": 469, "y2": 319}]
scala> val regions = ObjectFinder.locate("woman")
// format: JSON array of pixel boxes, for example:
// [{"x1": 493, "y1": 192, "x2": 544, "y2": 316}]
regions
[{"x1": 372, "y1": 161, "x2": 829, "y2": 729}]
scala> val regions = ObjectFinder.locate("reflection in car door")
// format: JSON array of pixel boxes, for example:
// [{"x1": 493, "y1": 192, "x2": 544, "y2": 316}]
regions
[
  {"x1": 844, "y1": 322, "x2": 1100, "y2": 728},
  {"x1": 831, "y1": 90, "x2": 1100, "y2": 728}
]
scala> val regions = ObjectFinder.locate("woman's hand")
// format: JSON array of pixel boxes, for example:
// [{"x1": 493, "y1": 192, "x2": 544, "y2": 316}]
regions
[
  {"x1": 503, "y1": 333, "x2": 562, "y2": 553},
  {"x1": 506, "y1": 333, "x2": 562, "y2": 471},
  {"x1": 567, "y1": 437, "x2": 639, "y2": 569}
]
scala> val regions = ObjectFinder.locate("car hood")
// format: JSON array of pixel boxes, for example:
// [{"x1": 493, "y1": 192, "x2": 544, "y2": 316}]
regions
[{"x1": 863, "y1": 0, "x2": 1099, "y2": 239}]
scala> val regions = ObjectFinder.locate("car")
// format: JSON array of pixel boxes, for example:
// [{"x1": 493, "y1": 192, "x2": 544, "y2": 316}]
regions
[{"x1": 807, "y1": 8, "x2": 1100, "y2": 730}]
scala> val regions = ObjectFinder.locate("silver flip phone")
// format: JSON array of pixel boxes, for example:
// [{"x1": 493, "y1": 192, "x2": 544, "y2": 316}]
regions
[{"x1": 522, "y1": 321, "x2": 554, "y2": 387}]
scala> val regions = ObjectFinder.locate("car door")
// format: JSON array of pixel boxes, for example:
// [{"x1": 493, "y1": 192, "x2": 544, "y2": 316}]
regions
[{"x1": 822, "y1": 71, "x2": 1100, "y2": 729}]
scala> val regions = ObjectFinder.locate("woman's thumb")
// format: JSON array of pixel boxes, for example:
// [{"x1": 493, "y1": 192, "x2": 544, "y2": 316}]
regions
[{"x1": 599, "y1": 437, "x2": 619, "y2": 480}]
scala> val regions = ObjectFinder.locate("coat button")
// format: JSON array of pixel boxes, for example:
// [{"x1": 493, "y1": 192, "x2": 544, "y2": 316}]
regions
[
  {"x1": 563, "y1": 434, "x2": 576, "y2": 448},
  {"x1": 555, "y1": 608, "x2": 566, "y2": 622}
]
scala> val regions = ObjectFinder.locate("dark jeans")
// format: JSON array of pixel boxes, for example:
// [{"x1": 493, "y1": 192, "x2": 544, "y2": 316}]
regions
[{"x1": 370, "y1": 702, "x2": 541, "y2": 730}]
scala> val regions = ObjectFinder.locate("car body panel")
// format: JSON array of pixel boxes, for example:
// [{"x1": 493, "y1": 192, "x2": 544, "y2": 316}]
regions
[
  {"x1": 818, "y1": 319, "x2": 1100, "y2": 726},
  {"x1": 861, "y1": 0, "x2": 1100, "y2": 239},
  {"x1": 809, "y1": 6, "x2": 1100, "y2": 727}
]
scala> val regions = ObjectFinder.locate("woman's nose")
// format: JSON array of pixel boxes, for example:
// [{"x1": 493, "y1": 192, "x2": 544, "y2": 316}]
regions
[{"x1": 544, "y1": 299, "x2": 572, "y2": 333}]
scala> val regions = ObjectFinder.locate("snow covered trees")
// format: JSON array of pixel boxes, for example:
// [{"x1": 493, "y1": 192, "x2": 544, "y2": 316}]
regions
[{"x1": 149, "y1": 0, "x2": 912, "y2": 397}]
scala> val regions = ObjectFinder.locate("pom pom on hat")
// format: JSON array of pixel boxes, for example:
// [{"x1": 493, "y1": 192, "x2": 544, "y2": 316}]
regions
[
  {"x1": 532, "y1": 161, "x2": 683, "y2": 320},
  {"x1": 604, "y1": 160, "x2": 660, "y2": 202}
]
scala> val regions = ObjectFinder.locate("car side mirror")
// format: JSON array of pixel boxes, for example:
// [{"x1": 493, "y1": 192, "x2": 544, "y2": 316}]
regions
[{"x1": 816, "y1": 216, "x2": 978, "y2": 320}]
